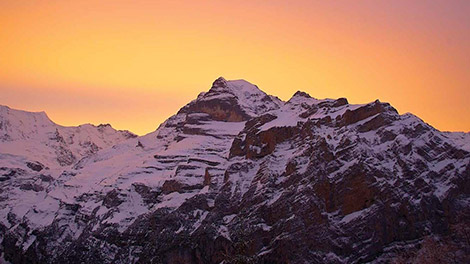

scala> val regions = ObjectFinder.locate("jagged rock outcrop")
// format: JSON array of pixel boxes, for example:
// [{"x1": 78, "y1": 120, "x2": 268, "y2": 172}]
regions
[{"x1": 0, "y1": 78, "x2": 469, "y2": 263}]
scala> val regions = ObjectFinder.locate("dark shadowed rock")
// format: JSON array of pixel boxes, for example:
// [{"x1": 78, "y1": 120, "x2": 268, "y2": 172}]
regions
[
  {"x1": 26, "y1": 161, "x2": 45, "y2": 172},
  {"x1": 336, "y1": 100, "x2": 398, "y2": 127},
  {"x1": 102, "y1": 190, "x2": 123, "y2": 208}
]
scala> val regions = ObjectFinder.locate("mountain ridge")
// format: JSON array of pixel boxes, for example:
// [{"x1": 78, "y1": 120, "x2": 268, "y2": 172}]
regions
[
  {"x1": 0, "y1": 104, "x2": 136, "y2": 168},
  {"x1": 0, "y1": 78, "x2": 469, "y2": 263}
]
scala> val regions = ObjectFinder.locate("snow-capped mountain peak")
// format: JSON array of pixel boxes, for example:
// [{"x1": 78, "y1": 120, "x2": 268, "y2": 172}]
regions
[{"x1": 179, "y1": 77, "x2": 283, "y2": 122}]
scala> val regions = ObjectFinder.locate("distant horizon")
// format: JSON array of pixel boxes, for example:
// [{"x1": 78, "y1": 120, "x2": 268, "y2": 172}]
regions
[{"x1": 2, "y1": 1, "x2": 469, "y2": 135}]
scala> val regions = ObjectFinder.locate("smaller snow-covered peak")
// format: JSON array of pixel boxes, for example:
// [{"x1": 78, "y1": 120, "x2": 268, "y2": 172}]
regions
[
  {"x1": 0, "y1": 105, "x2": 56, "y2": 141},
  {"x1": 292, "y1": 91, "x2": 312, "y2": 99},
  {"x1": 0, "y1": 105, "x2": 53, "y2": 124},
  {"x1": 287, "y1": 91, "x2": 329, "y2": 105},
  {"x1": 0, "y1": 105, "x2": 136, "y2": 167},
  {"x1": 287, "y1": 91, "x2": 320, "y2": 105},
  {"x1": 286, "y1": 91, "x2": 350, "y2": 108}
]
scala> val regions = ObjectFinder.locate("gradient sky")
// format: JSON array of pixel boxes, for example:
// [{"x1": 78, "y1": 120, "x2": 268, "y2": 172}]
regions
[{"x1": 1, "y1": 1, "x2": 469, "y2": 135}]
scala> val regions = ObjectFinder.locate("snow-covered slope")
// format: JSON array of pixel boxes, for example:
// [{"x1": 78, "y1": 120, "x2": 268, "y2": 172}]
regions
[
  {"x1": 0, "y1": 105, "x2": 136, "y2": 168},
  {"x1": 1, "y1": 78, "x2": 469, "y2": 264},
  {"x1": 443, "y1": 131, "x2": 470, "y2": 152}
]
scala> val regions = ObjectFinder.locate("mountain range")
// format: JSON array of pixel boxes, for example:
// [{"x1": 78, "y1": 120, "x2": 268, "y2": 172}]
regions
[{"x1": 1, "y1": 77, "x2": 469, "y2": 263}]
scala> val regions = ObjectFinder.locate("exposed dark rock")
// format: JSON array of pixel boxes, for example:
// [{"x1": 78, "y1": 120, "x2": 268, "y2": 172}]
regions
[
  {"x1": 336, "y1": 100, "x2": 398, "y2": 127},
  {"x1": 102, "y1": 190, "x2": 123, "y2": 208},
  {"x1": 19, "y1": 183, "x2": 44, "y2": 192},
  {"x1": 55, "y1": 145, "x2": 76, "y2": 166},
  {"x1": 230, "y1": 126, "x2": 300, "y2": 159},
  {"x1": 133, "y1": 183, "x2": 161, "y2": 205},
  {"x1": 333, "y1": 97, "x2": 348, "y2": 107},
  {"x1": 182, "y1": 97, "x2": 250, "y2": 122},
  {"x1": 203, "y1": 168, "x2": 211, "y2": 186},
  {"x1": 161, "y1": 180, "x2": 203, "y2": 195},
  {"x1": 357, "y1": 112, "x2": 398, "y2": 132},
  {"x1": 80, "y1": 141, "x2": 100, "y2": 155},
  {"x1": 26, "y1": 161, "x2": 45, "y2": 172}
]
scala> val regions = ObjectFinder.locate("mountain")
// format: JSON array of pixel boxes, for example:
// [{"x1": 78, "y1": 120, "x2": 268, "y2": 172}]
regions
[
  {"x1": 1, "y1": 77, "x2": 469, "y2": 263},
  {"x1": 0, "y1": 105, "x2": 136, "y2": 168}
]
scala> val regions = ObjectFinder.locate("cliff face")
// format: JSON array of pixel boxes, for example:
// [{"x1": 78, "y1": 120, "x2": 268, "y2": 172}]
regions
[{"x1": 1, "y1": 78, "x2": 469, "y2": 263}]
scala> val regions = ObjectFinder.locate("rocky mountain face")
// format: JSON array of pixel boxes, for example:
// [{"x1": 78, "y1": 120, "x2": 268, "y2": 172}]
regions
[{"x1": 1, "y1": 77, "x2": 469, "y2": 263}]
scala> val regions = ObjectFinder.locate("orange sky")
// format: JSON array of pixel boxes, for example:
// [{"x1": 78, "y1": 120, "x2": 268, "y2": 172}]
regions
[{"x1": 1, "y1": 0, "x2": 469, "y2": 135}]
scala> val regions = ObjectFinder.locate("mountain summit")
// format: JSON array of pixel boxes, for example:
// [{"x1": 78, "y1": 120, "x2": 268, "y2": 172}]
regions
[
  {"x1": 1, "y1": 78, "x2": 469, "y2": 263},
  {"x1": 179, "y1": 77, "x2": 283, "y2": 122}
]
